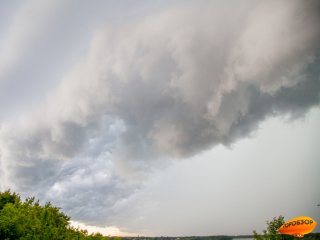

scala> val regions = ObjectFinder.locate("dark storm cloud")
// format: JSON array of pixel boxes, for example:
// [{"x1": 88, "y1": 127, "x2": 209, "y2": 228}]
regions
[{"x1": 0, "y1": 0, "x2": 319, "y2": 226}]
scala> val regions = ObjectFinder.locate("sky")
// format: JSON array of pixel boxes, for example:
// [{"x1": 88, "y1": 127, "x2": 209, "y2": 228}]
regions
[{"x1": 0, "y1": 0, "x2": 319, "y2": 236}]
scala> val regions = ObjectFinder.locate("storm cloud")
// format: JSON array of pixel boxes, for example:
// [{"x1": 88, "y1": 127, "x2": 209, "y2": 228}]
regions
[{"x1": 0, "y1": 0, "x2": 319, "y2": 228}]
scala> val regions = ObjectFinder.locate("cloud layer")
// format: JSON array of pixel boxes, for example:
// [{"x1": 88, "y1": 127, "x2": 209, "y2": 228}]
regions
[{"x1": 0, "y1": 0, "x2": 320, "y2": 228}]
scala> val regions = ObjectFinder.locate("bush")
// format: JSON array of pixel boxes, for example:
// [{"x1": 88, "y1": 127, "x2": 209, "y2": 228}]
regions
[
  {"x1": 253, "y1": 215, "x2": 318, "y2": 240},
  {"x1": 0, "y1": 190, "x2": 117, "y2": 240},
  {"x1": 253, "y1": 215, "x2": 293, "y2": 240}
]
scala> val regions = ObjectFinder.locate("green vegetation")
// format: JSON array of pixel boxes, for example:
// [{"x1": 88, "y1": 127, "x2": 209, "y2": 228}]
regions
[
  {"x1": 253, "y1": 215, "x2": 319, "y2": 240},
  {"x1": 0, "y1": 190, "x2": 119, "y2": 240},
  {"x1": 253, "y1": 215, "x2": 291, "y2": 240},
  {"x1": 1, "y1": 190, "x2": 319, "y2": 240}
]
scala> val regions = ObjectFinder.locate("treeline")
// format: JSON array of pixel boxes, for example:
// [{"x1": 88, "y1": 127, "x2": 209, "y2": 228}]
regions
[
  {"x1": 0, "y1": 190, "x2": 121, "y2": 240},
  {"x1": 1, "y1": 190, "x2": 319, "y2": 240},
  {"x1": 123, "y1": 237, "x2": 238, "y2": 240}
]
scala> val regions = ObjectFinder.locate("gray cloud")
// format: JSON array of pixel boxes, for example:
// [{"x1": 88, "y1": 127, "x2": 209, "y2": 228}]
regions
[{"x1": 0, "y1": 0, "x2": 319, "y2": 227}]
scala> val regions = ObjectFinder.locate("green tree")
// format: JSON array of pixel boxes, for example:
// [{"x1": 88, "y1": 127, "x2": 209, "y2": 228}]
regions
[
  {"x1": 0, "y1": 194, "x2": 71, "y2": 239},
  {"x1": 0, "y1": 190, "x2": 121, "y2": 240},
  {"x1": 253, "y1": 215, "x2": 294, "y2": 240},
  {"x1": 253, "y1": 216, "x2": 320, "y2": 240},
  {"x1": 0, "y1": 190, "x2": 20, "y2": 210}
]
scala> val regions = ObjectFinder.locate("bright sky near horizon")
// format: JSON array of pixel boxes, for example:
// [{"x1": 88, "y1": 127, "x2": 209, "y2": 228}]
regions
[{"x1": 0, "y1": 0, "x2": 319, "y2": 236}]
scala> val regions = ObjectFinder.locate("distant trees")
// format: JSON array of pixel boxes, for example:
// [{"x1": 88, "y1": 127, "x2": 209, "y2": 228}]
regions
[{"x1": 0, "y1": 190, "x2": 119, "y2": 240}]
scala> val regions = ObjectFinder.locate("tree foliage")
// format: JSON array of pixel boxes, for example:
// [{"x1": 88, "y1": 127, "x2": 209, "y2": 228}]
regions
[
  {"x1": 253, "y1": 215, "x2": 319, "y2": 240},
  {"x1": 253, "y1": 215, "x2": 292, "y2": 240},
  {"x1": 0, "y1": 190, "x2": 120, "y2": 240}
]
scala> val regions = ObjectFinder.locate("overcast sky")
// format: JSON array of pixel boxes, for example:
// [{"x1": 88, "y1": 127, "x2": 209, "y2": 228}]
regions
[{"x1": 0, "y1": 0, "x2": 319, "y2": 236}]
